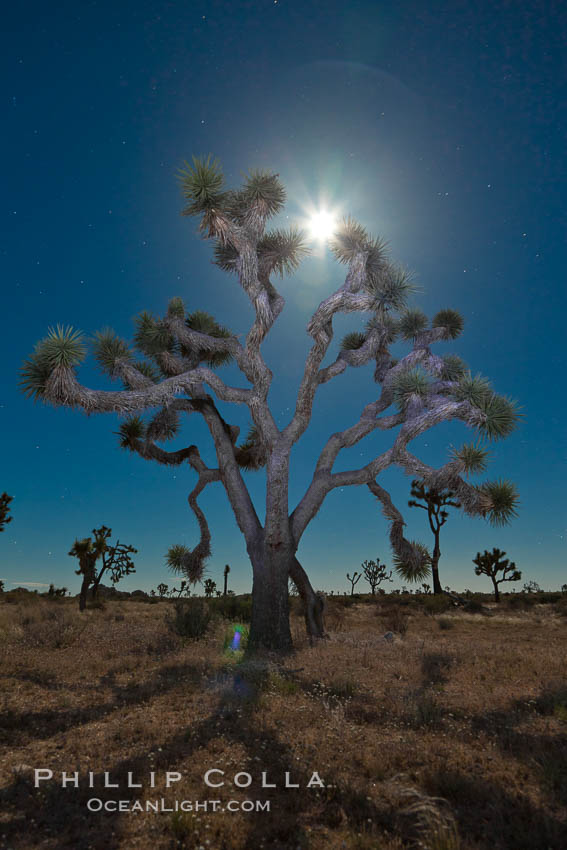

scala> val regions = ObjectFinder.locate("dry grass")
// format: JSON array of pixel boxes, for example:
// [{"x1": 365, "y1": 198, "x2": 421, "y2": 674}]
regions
[{"x1": 0, "y1": 597, "x2": 566, "y2": 849}]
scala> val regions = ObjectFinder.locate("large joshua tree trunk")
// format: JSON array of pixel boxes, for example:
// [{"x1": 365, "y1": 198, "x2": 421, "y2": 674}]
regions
[
  {"x1": 79, "y1": 575, "x2": 90, "y2": 612},
  {"x1": 248, "y1": 453, "x2": 294, "y2": 652},
  {"x1": 431, "y1": 530, "x2": 443, "y2": 595},
  {"x1": 492, "y1": 578, "x2": 500, "y2": 603},
  {"x1": 249, "y1": 552, "x2": 326, "y2": 651},
  {"x1": 248, "y1": 453, "x2": 326, "y2": 652},
  {"x1": 249, "y1": 547, "x2": 293, "y2": 652}
]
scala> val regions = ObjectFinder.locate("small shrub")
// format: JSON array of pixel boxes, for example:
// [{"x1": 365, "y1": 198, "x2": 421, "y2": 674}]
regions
[
  {"x1": 267, "y1": 672, "x2": 299, "y2": 695},
  {"x1": 146, "y1": 634, "x2": 179, "y2": 656},
  {"x1": 383, "y1": 607, "x2": 410, "y2": 635},
  {"x1": 335, "y1": 594, "x2": 356, "y2": 607},
  {"x1": 325, "y1": 602, "x2": 346, "y2": 632},
  {"x1": 167, "y1": 599, "x2": 210, "y2": 639},
  {"x1": 438, "y1": 617, "x2": 454, "y2": 630},
  {"x1": 17, "y1": 607, "x2": 87, "y2": 649},
  {"x1": 463, "y1": 599, "x2": 486, "y2": 614},
  {"x1": 534, "y1": 682, "x2": 567, "y2": 718},
  {"x1": 421, "y1": 595, "x2": 453, "y2": 616},
  {"x1": 407, "y1": 691, "x2": 444, "y2": 728},
  {"x1": 506, "y1": 594, "x2": 528, "y2": 610},
  {"x1": 421, "y1": 652, "x2": 455, "y2": 687},
  {"x1": 327, "y1": 677, "x2": 357, "y2": 700},
  {"x1": 207, "y1": 594, "x2": 252, "y2": 622}
]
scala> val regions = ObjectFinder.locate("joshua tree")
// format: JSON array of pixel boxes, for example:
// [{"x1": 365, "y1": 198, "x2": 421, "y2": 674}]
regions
[
  {"x1": 21, "y1": 157, "x2": 520, "y2": 651},
  {"x1": 0, "y1": 580, "x2": 4, "y2": 593},
  {"x1": 204, "y1": 578, "x2": 217, "y2": 598},
  {"x1": 157, "y1": 583, "x2": 168, "y2": 598},
  {"x1": 407, "y1": 480, "x2": 462, "y2": 594},
  {"x1": 172, "y1": 580, "x2": 187, "y2": 597},
  {"x1": 68, "y1": 525, "x2": 136, "y2": 610},
  {"x1": 361, "y1": 558, "x2": 393, "y2": 594},
  {"x1": 523, "y1": 579, "x2": 541, "y2": 594},
  {"x1": 473, "y1": 548, "x2": 521, "y2": 602},
  {"x1": 346, "y1": 571, "x2": 362, "y2": 596},
  {"x1": 0, "y1": 493, "x2": 13, "y2": 532},
  {"x1": 223, "y1": 563, "x2": 230, "y2": 596}
]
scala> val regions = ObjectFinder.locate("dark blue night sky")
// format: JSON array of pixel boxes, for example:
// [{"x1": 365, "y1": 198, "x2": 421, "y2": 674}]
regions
[{"x1": 2, "y1": 1, "x2": 566, "y2": 595}]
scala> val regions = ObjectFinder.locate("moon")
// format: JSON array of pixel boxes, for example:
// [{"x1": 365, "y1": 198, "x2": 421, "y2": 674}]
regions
[{"x1": 308, "y1": 209, "x2": 337, "y2": 241}]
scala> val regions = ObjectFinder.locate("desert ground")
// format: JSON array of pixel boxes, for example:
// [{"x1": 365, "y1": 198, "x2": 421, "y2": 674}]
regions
[{"x1": 0, "y1": 591, "x2": 566, "y2": 849}]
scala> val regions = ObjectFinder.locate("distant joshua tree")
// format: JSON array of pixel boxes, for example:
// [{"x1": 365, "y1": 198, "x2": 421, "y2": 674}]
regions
[
  {"x1": 204, "y1": 578, "x2": 217, "y2": 598},
  {"x1": 408, "y1": 480, "x2": 461, "y2": 595},
  {"x1": 0, "y1": 493, "x2": 13, "y2": 533},
  {"x1": 223, "y1": 564, "x2": 230, "y2": 596},
  {"x1": 48, "y1": 584, "x2": 67, "y2": 598},
  {"x1": 172, "y1": 580, "x2": 187, "y2": 597},
  {"x1": 0, "y1": 580, "x2": 5, "y2": 593},
  {"x1": 157, "y1": 583, "x2": 168, "y2": 598},
  {"x1": 361, "y1": 558, "x2": 393, "y2": 594},
  {"x1": 523, "y1": 579, "x2": 541, "y2": 594},
  {"x1": 68, "y1": 525, "x2": 137, "y2": 611},
  {"x1": 346, "y1": 571, "x2": 362, "y2": 596},
  {"x1": 473, "y1": 548, "x2": 521, "y2": 602}
]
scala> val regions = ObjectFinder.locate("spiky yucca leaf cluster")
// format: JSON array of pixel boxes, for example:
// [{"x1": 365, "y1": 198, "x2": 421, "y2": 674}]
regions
[
  {"x1": 130, "y1": 361, "x2": 159, "y2": 384},
  {"x1": 441, "y1": 354, "x2": 468, "y2": 381},
  {"x1": 475, "y1": 393, "x2": 521, "y2": 441},
  {"x1": 178, "y1": 155, "x2": 225, "y2": 217},
  {"x1": 237, "y1": 169, "x2": 286, "y2": 219},
  {"x1": 450, "y1": 442, "x2": 490, "y2": 476},
  {"x1": 362, "y1": 235, "x2": 389, "y2": 283},
  {"x1": 368, "y1": 265, "x2": 417, "y2": 313},
  {"x1": 453, "y1": 372, "x2": 493, "y2": 407},
  {"x1": 478, "y1": 479, "x2": 519, "y2": 526},
  {"x1": 184, "y1": 310, "x2": 233, "y2": 367},
  {"x1": 92, "y1": 328, "x2": 132, "y2": 376},
  {"x1": 166, "y1": 543, "x2": 208, "y2": 584},
  {"x1": 329, "y1": 219, "x2": 416, "y2": 314},
  {"x1": 20, "y1": 326, "x2": 86, "y2": 401},
  {"x1": 366, "y1": 314, "x2": 399, "y2": 345},
  {"x1": 398, "y1": 309, "x2": 429, "y2": 340},
  {"x1": 167, "y1": 296, "x2": 186, "y2": 319},
  {"x1": 117, "y1": 416, "x2": 146, "y2": 450},
  {"x1": 257, "y1": 227, "x2": 310, "y2": 277},
  {"x1": 432, "y1": 309, "x2": 464, "y2": 339},
  {"x1": 234, "y1": 424, "x2": 267, "y2": 471},
  {"x1": 213, "y1": 242, "x2": 239, "y2": 273},
  {"x1": 391, "y1": 367, "x2": 430, "y2": 410},
  {"x1": 146, "y1": 407, "x2": 180, "y2": 442},
  {"x1": 329, "y1": 216, "x2": 369, "y2": 264},
  {"x1": 134, "y1": 312, "x2": 175, "y2": 358},
  {"x1": 20, "y1": 356, "x2": 54, "y2": 402},
  {"x1": 340, "y1": 331, "x2": 367, "y2": 352},
  {"x1": 392, "y1": 542, "x2": 432, "y2": 582}
]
